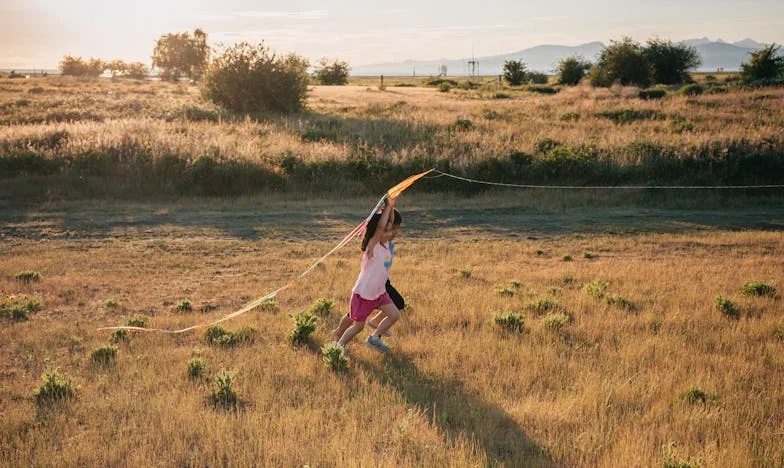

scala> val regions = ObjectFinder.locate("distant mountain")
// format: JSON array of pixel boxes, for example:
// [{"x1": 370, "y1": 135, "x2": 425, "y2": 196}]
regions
[{"x1": 352, "y1": 38, "x2": 776, "y2": 76}]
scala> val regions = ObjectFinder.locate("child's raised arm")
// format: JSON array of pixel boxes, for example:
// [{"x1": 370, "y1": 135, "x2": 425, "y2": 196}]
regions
[{"x1": 365, "y1": 195, "x2": 396, "y2": 255}]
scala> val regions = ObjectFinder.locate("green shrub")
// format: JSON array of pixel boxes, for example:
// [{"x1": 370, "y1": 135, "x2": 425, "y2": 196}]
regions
[
  {"x1": 14, "y1": 270, "x2": 43, "y2": 282},
  {"x1": 582, "y1": 280, "x2": 609, "y2": 299},
  {"x1": 740, "y1": 281, "x2": 775, "y2": 297},
  {"x1": 775, "y1": 325, "x2": 784, "y2": 340},
  {"x1": 287, "y1": 311, "x2": 318, "y2": 345},
  {"x1": 259, "y1": 298, "x2": 279, "y2": 312},
  {"x1": 528, "y1": 72, "x2": 549, "y2": 84},
  {"x1": 202, "y1": 42, "x2": 309, "y2": 114},
  {"x1": 310, "y1": 298, "x2": 335, "y2": 316},
  {"x1": 662, "y1": 442, "x2": 701, "y2": 468},
  {"x1": 34, "y1": 370, "x2": 76, "y2": 407},
  {"x1": 494, "y1": 287, "x2": 515, "y2": 297},
  {"x1": 1, "y1": 294, "x2": 42, "y2": 321},
  {"x1": 715, "y1": 295, "x2": 740, "y2": 320},
  {"x1": 127, "y1": 315, "x2": 149, "y2": 328},
  {"x1": 683, "y1": 387, "x2": 713, "y2": 405},
  {"x1": 110, "y1": 329, "x2": 130, "y2": 344},
  {"x1": 594, "y1": 108, "x2": 665, "y2": 124},
  {"x1": 560, "y1": 112, "x2": 580, "y2": 121},
  {"x1": 543, "y1": 312, "x2": 571, "y2": 331},
  {"x1": 457, "y1": 268, "x2": 473, "y2": 279},
  {"x1": 562, "y1": 255, "x2": 573, "y2": 262},
  {"x1": 638, "y1": 88, "x2": 666, "y2": 100},
  {"x1": 492, "y1": 312, "x2": 525, "y2": 333},
  {"x1": 209, "y1": 369, "x2": 238, "y2": 410},
  {"x1": 322, "y1": 343, "x2": 348, "y2": 371},
  {"x1": 527, "y1": 85, "x2": 557, "y2": 94},
  {"x1": 205, "y1": 325, "x2": 239, "y2": 347},
  {"x1": 677, "y1": 83, "x2": 703, "y2": 96},
  {"x1": 525, "y1": 298, "x2": 559, "y2": 314},
  {"x1": 492, "y1": 92, "x2": 512, "y2": 99},
  {"x1": 535, "y1": 137, "x2": 562, "y2": 154},
  {"x1": 425, "y1": 78, "x2": 458, "y2": 87},
  {"x1": 453, "y1": 118, "x2": 473, "y2": 131},
  {"x1": 313, "y1": 58, "x2": 350, "y2": 85},
  {"x1": 582, "y1": 251, "x2": 597, "y2": 259},
  {"x1": 90, "y1": 345, "x2": 119, "y2": 366},
  {"x1": 175, "y1": 300, "x2": 193, "y2": 312},
  {"x1": 187, "y1": 358, "x2": 208, "y2": 380},
  {"x1": 606, "y1": 295, "x2": 637, "y2": 312},
  {"x1": 439, "y1": 82, "x2": 451, "y2": 93},
  {"x1": 104, "y1": 299, "x2": 119, "y2": 309}
]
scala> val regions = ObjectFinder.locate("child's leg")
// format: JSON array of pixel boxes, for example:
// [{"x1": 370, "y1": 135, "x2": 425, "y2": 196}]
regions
[
  {"x1": 371, "y1": 304, "x2": 400, "y2": 338},
  {"x1": 366, "y1": 311, "x2": 391, "y2": 336},
  {"x1": 332, "y1": 313, "x2": 353, "y2": 342},
  {"x1": 337, "y1": 320, "x2": 366, "y2": 348}
]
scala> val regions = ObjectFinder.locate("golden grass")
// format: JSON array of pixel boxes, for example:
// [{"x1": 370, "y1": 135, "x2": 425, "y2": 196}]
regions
[{"x1": 1, "y1": 198, "x2": 782, "y2": 466}]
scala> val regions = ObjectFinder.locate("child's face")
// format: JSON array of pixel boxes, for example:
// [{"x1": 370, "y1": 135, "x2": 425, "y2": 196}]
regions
[{"x1": 383, "y1": 221, "x2": 400, "y2": 241}]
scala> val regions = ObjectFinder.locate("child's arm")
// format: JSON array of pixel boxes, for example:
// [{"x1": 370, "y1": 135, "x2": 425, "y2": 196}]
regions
[{"x1": 365, "y1": 196, "x2": 396, "y2": 255}]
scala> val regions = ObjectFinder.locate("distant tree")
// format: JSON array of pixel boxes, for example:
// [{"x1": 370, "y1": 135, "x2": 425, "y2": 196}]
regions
[
  {"x1": 503, "y1": 60, "x2": 527, "y2": 86},
  {"x1": 106, "y1": 60, "x2": 128, "y2": 77},
  {"x1": 740, "y1": 43, "x2": 784, "y2": 83},
  {"x1": 59, "y1": 55, "x2": 104, "y2": 77},
  {"x1": 125, "y1": 62, "x2": 149, "y2": 79},
  {"x1": 202, "y1": 41, "x2": 310, "y2": 114},
  {"x1": 528, "y1": 72, "x2": 549, "y2": 84},
  {"x1": 592, "y1": 37, "x2": 652, "y2": 87},
  {"x1": 645, "y1": 38, "x2": 701, "y2": 84},
  {"x1": 557, "y1": 56, "x2": 592, "y2": 85},
  {"x1": 314, "y1": 58, "x2": 350, "y2": 85},
  {"x1": 152, "y1": 29, "x2": 209, "y2": 81}
]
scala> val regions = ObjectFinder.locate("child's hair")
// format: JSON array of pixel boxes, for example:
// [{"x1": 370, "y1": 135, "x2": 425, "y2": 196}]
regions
[{"x1": 361, "y1": 208, "x2": 402, "y2": 251}]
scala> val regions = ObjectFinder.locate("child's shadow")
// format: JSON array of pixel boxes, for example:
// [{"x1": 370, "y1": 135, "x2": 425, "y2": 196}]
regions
[{"x1": 356, "y1": 352, "x2": 558, "y2": 467}]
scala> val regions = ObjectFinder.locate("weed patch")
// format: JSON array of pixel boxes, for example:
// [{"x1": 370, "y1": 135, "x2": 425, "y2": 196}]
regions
[
  {"x1": 543, "y1": 312, "x2": 572, "y2": 331},
  {"x1": 594, "y1": 108, "x2": 665, "y2": 124},
  {"x1": 309, "y1": 298, "x2": 335, "y2": 316},
  {"x1": 715, "y1": 295, "x2": 740, "y2": 320},
  {"x1": 14, "y1": 270, "x2": 43, "y2": 282},
  {"x1": 1, "y1": 294, "x2": 42, "y2": 321},
  {"x1": 582, "y1": 280, "x2": 609, "y2": 299},
  {"x1": 287, "y1": 311, "x2": 317, "y2": 345},
  {"x1": 187, "y1": 358, "x2": 208, "y2": 380},
  {"x1": 322, "y1": 343, "x2": 349, "y2": 371},
  {"x1": 740, "y1": 281, "x2": 775, "y2": 297},
  {"x1": 492, "y1": 312, "x2": 525, "y2": 334},
  {"x1": 525, "y1": 298, "x2": 559, "y2": 315},
  {"x1": 209, "y1": 370, "x2": 238, "y2": 410},
  {"x1": 34, "y1": 370, "x2": 76, "y2": 408},
  {"x1": 90, "y1": 345, "x2": 119, "y2": 366}
]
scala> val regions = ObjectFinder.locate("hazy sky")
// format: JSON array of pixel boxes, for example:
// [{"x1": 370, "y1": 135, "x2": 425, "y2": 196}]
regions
[{"x1": 1, "y1": 0, "x2": 783, "y2": 69}]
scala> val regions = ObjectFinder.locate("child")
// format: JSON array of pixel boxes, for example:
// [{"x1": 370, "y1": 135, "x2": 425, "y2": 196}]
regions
[{"x1": 332, "y1": 196, "x2": 402, "y2": 353}]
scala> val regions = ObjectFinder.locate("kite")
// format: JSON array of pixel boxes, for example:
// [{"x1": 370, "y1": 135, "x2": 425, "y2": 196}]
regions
[{"x1": 98, "y1": 168, "x2": 434, "y2": 334}]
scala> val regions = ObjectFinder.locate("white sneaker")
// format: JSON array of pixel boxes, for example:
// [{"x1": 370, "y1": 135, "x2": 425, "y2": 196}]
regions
[{"x1": 365, "y1": 335, "x2": 391, "y2": 353}]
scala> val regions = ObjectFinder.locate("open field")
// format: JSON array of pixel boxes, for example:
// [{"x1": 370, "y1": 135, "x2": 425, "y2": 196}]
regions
[{"x1": 1, "y1": 195, "x2": 783, "y2": 466}]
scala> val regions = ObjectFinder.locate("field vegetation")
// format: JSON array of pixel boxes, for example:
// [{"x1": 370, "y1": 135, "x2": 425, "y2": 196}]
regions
[{"x1": 0, "y1": 75, "x2": 783, "y2": 465}]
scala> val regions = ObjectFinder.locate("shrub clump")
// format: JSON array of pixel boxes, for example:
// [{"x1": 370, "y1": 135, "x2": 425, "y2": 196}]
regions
[
  {"x1": 594, "y1": 109, "x2": 665, "y2": 124},
  {"x1": 310, "y1": 298, "x2": 335, "y2": 316},
  {"x1": 110, "y1": 329, "x2": 130, "y2": 344},
  {"x1": 740, "y1": 281, "x2": 775, "y2": 297},
  {"x1": 127, "y1": 315, "x2": 149, "y2": 328},
  {"x1": 582, "y1": 280, "x2": 610, "y2": 299},
  {"x1": 202, "y1": 42, "x2": 310, "y2": 114},
  {"x1": 543, "y1": 312, "x2": 572, "y2": 331},
  {"x1": 638, "y1": 88, "x2": 666, "y2": 100},
  {"x1": 492, "y1": 312, "x2": 525, "y2": 334},
  {"x1": 677, "y1": 83, "x2": 703, "y2": 96},
  {"x1": 205, "y1": 325, "x2": 239, "y2": 347},
  {"x1": 175, "y1": 300, "x2": 193, "y2": 312},
  {"x1": 15, "y1": 270, "x2": 43, "y2": 282},
  {"x1": 683, "y1": 387, "x2": 714, "y2": 405},
  {"x1": 525, "y1": 298, "x2": 559, "y2": 315},
  {"x1": 715, "y1": 295, "x2": 740, "y2": 320},
  {"x1": 187, "y1": 358, "x2": 208, "y2": 380},
  {"x1": 287, "y1": 311, "x2": 318, "y2": 345},
  {"x1": 34, "y1": 370, "x2": 76, "y2": 407},
  {"x1": 606, "y1": 295, "x2": 637, "y2": 312},
  {"x1": 322, "y1": 343, "x2": 349, "y2": 371},
  {"x1": 1, "y1": 294, "x2": 42, "y2": 321},
  {"x1": 90, "y1": 345, "x2": 119, "y2": 366},
  {"x1": 209, "y1": 369, "x2": 238, "y2": 410}
]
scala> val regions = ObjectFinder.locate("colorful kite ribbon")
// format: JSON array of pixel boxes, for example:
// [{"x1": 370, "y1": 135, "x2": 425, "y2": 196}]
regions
[{"x1": 98, "y1": 169, "x2": 433, "y2": 334}]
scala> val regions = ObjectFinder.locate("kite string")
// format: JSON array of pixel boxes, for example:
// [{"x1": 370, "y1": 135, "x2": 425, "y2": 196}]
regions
[{"x1": 429, "y1": 170, "x2": 784, "y2": 190}]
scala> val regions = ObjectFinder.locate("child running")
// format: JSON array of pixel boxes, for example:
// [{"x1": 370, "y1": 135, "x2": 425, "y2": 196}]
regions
[{"x1": 332, "y1": 196, "x2": 402, "y2": 353}]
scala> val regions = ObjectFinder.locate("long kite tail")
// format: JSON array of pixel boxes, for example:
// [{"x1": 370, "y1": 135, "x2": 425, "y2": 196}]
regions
[{"x1": 98, "y1": 169, "x2": 434, "y2": 334}]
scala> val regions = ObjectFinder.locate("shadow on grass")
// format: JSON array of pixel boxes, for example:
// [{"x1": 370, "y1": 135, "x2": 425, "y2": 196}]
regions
[{"x1": 355, "y1": 352, "x2": 557, "y2": 467}]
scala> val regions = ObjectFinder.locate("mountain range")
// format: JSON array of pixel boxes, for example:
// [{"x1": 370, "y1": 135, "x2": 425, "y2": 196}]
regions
[{"x1": 351, "y1": 38, "x2": 775, "y2": 76}]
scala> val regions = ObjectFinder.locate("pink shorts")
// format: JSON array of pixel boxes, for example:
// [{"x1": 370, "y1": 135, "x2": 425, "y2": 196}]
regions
[{"x1": 349, "y1": 292, "x2": 392, "y2": 322}]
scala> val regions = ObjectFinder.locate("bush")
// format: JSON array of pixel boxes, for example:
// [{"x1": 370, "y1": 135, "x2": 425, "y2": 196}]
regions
[
  {"x1": 677, "y1": 83, "x2": 703, "y2": 96},
  {"x1": 494, "y1": 286, "x2": 515, "y2": 297},
  {"x1": 187, "y1": 358, "x2": 208, "y2": 380},
  {"x1": 127, "y1": 315, "x2": 149, "y2": 328},
  {"x1": 453, "y1": 118, "x2": 473, "y2": 131},
  {"x1": 740, "y1": 281, "x2": 776, "y2": 297},
  {"x1": 14, "y1": 270, "x2": 43, "y2": 282},
  {"x1": 310, "y1": 298, "x2": 335, "y2": 316},
  {"x1": 645, "y1": 39, "x2": 701, "y2": 85},
  {"x1": 715, "y1": 295, "x2": 740, "y2": 320},
  {"x1": 527, "y1": 85, "x2": 557, "y2": 95},
  {"x1": 287, "y1": 311, "x2": 318, "y2": 345},
  {"x1": 205, "y1": 325, "x2": 239, "y2": 347},
  {"x1": 322, "y1": 343, "x2": 349, "y2": 371},
  {"x1": 562, "y1": 255, "x2": 573, "y2": 262},
  {"x1": 110, "y1": 329, "x2": 130, "y2": 344},
  {"x1": 582, "y1": 280, "x2": 609, "y2": 299},
  {"x1": 525, "y1": 298, "x2": 559, "y2": 314},
  {"x1": 34, "y1": 370, "x2": 76, "y2": 407},
  {"x1": 528, "y1": 72, "x2": 549, "y2": 84},
  {"x1": 638, "y1": 88, "x2": 667, "y2": 100},
  {"x1": 202, "y1": 42, "x2": 310, "y2": 113},
  {"x1": 593, "y1": 37, "x2": 653, "y2": 87},
  {"x1": 594, "y1": 109, "x2": 664, "y2": 124},
  {"x1": 314, "y1": 58, "x2": 350, "y2": 85},
  {"x1": 503, "y1": 60, "x2": 527, "y2": 86},
  {"x1": 492, "y1": 312, "x2": 525, "y2": 333},
  {"x1": 543, "y1": 312, "x2": 571, "y2": 331},
  {"x1": 439, "y1": 82, "x2": 451, "y2": 93},
  {"x1": 606, "y1": 295, "x2": 637, "y2": 312},
  {"x1": 558, "y1": 56, "x2": 592, "y2": 85},
  {"x1": 209, "y1": 370, "x2": 238, "y2": 410},
  {"x1": 582, "y1": 251, "x2": 597, "y2": 259},
  {"x1": 457, "y1": 268, "x2": 472, "y2": 279},
  {"x1": 175, "y1": 300, "x2": 193, "y2": 312},
  {"x1": 90, "y1": 345, "x2": 119, "y2": 366},
  {"x1": 740, "y1": 43, "x2": 784, "y2": 83},
  {"x1": 683, "y1": 387, "x2": 713, "y2": 405},
  {"x1": 1, "y1": 294, "x2": 42, "y2": 321}
]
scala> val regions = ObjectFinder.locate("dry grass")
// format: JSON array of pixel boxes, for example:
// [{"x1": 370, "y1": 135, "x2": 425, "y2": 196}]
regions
[{"x1": 1, "y1": 198, "x2": 782, "y2": 466}]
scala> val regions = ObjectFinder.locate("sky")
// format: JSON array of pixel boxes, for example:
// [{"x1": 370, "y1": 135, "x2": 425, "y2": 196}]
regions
[{"x1": 1, "y1": 0, "x2": 783, "y2": 70}]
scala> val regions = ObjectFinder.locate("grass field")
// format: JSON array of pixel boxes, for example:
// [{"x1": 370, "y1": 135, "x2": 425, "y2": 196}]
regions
[{"x1": 1, "y1": 77, "x2": 783, "y2": 466}]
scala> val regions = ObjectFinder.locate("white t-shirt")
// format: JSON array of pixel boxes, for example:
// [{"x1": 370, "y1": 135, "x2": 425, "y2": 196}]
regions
[{"x1": 351, "y1": 242, "x2": 391, "y2": 300}]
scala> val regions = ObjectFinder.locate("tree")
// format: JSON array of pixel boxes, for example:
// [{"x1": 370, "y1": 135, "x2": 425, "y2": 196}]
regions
[
  {"x1": 740, "y1": 43, "x2": 784, "y2": 83},
  {"x1": 314, "y1": 58, "x2": 350, "y2": 85},
  {"x1": 557, "y1": 57, "x2": 592, "y2": 85},
  {"x1": 201, "y1": 42, "x2": 310, "y2": 114},
  {"x1": 645, "y1": 39, "x2": 701, "y2": 84},
  {"x1": 59, "y1": 55, "x2": 104, "y2": 77},
  {"x1": 152, "y1": 29, "x2": 209, "y2": 81},
  {"x1": 593, "y1": 37, "x2": 652, "y2": 87},
  {"x1": 503, "y1": 60, "x2": 527, "y2": 86}
]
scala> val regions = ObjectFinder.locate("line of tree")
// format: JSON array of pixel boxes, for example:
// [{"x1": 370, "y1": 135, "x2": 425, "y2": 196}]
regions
[
  {"x1": 59, "y1": 56, "x2": 148, "y2": 78},
  {"x1": 313, "y1": 58, "x2": 350, "y2": 85}
]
